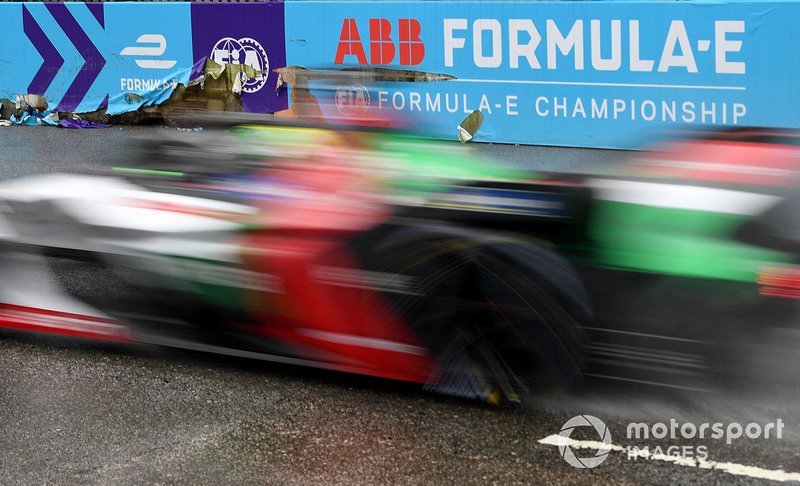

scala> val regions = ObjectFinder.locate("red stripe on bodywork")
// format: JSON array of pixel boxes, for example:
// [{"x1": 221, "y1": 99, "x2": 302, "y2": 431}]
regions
[{"x1": 0, "y1": 303, "x2": 133, "y2": 343}]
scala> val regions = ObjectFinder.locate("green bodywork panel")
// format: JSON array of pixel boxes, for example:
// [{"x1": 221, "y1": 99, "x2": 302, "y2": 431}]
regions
[
  {"x1": 590, "y1": 201, "x2": 791, "y2": 282},
  {"x1": 233, "y1": 125, "x2": 531, "y2": 195}
]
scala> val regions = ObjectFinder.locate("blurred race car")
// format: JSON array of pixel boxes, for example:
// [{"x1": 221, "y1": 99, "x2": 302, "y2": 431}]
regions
[{"x1": 0, "y1": 121, "x2": 797, "y2": 403}]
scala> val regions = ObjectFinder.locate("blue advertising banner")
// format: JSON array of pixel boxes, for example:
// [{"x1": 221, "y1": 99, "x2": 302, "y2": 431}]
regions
[
  {"x1": 191, "y1": 2, "x2": 288, "y2": 114},
  {"x1": 285, "y1": 1, "x2": 800, "y2": 148},
  {"x1": 0, "y1": 3, "x2": 193, "y2": 115}
]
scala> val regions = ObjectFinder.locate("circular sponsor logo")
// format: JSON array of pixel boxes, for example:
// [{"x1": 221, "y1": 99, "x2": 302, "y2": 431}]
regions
[
  {"x1": 335, "y1": 84, "x2": 370, "y2": 116},
  {"x1": 558, "y1": 415, "x2": 612, "y2": 469},
  {"x1": 209, "y1": 37, "x2": 270, "y2": 94}
]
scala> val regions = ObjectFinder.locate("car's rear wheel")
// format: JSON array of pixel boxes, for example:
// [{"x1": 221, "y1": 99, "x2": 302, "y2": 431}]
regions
[{"x1": 354, "y1": 225, "x2": 589, "y2": 404}]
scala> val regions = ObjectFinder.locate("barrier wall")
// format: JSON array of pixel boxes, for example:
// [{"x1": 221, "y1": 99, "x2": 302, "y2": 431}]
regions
[
  {"x1": 0, "y1": 2, "x2": 287, "y2": 115},
  {"x1": 285, "y1": 1, "x2": 800, "y2": 148},
  {"x1": 3, "y1": 1, "x2": 800, "y2": 148}
]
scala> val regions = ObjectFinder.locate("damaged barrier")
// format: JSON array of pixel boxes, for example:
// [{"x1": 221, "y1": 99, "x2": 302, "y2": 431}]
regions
[
  {"x1": 284, "y1": 1, "x2": 800, "y2": 149},
  {"x1": 4, "y1": 1, "x2": 800, "y2": 149},
  {"x1": 0, "y1": 2, "x2": 287, "y2": 121}
]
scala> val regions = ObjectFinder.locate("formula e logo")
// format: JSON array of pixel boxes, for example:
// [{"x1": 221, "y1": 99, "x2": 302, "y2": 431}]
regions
[
  {"x1": 120, "y1": 34, "x2": 177, "y2": 69},
  {"x1": 210, "y1": 37, "x2": 269, "y2": 94},
  {"x1": 335, "y1": 85, "x2": 370, "y2": 116},
  {"x1": 335, "y1": 18, "x2": 424, "y2": 66}
]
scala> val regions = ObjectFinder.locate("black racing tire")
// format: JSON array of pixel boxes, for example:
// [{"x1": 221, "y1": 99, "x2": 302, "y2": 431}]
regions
[{"x1": 353, "y1": 224, "x2": 590, "y2": 404}]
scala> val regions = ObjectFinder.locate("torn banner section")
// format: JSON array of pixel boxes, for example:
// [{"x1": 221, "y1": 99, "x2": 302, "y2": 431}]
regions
[
  {"x1": 106, "y1": 56, "x2": 258, "y2": 115},
  {"x1": 3, "y1": 98, "x2": 109, "y2": 128},
  {"x1": 107, "y1": 61, "x2": 194, "y2": 116},
  {"x1": 9, "y1": 106, "x2": 57, "y2": 126},
  {"x1": 189, "y1": 58, "x2": 265, "y2": 95},
  {"x1": 58, "y1": 119, "x2": 109, "y2": 129},
  {"x1": 2, "y1": 59, "x2": 269, "y2": 126},
  {"x1": 8, "y1": 107, "x2": 109, "y2": 129},
  {"x1": 458, "y1": 110, "x2": 484, "y2": 143},
  {"x1": 147, "y1": 58, "x2": 270, "y2": 121},
  {"x1": 117, "y1": 57, "x2": 266, "y2": 116}
]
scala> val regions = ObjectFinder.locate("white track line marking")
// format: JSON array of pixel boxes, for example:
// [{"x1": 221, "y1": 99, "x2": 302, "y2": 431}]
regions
[{"x1": 539, "y1": 434, "x2": 800, "y2": 482}]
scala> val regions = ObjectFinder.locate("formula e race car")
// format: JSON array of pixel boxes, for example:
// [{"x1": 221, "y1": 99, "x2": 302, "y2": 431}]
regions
[{"x1": 0, "y1": 120, "x2": 797, "y2": 403}]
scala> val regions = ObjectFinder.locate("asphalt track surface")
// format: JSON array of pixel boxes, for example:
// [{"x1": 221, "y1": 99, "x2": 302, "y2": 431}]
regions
[{"x1": 1, "y1": 126, "x2": 799, "y2": 485}]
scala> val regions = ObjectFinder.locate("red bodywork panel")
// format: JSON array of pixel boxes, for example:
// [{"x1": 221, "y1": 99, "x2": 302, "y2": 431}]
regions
[
  {"x1": 240, "y1": 234, "x2": 435, "y2": 383},
  {"x1": 0, "y1": 303, "x2": 133, "y2": 343},
  {"x1": 637, "y1": 140, "x2": 800, "y2": 187},
  {"x1": 222, "y1": 160, "x2": 436, "y2": 384}
]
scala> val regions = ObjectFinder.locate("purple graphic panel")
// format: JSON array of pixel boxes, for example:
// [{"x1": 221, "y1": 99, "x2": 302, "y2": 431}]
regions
[
  {"x1": 191, "y1": 2, "x2": 287, "y2": 114},
  {"x1": 45, "y1": 3, "x2": 106, "y2": 112},
  {"x1": 23, "y1": 5, "x2": 64, "y2": 96}
]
